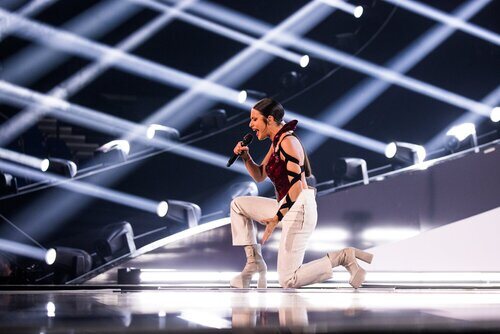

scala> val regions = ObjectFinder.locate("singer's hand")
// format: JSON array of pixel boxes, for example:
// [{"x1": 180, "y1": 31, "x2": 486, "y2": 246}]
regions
[
  {"x1": 261, "y1": 216, "x2": 279, "y2": 245},
  {"x1": 233, "y1": 141, "x2": 250, "y2": 159}
]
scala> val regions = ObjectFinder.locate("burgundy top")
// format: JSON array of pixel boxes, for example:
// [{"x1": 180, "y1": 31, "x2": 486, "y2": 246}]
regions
[{"x1": 265, "y1": 120, "x2": 299, "y2": 201}]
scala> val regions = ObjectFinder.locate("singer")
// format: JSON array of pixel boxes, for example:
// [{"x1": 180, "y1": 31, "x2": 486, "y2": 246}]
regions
[{"x1": 229, "y1": 98, "x2": 373, "y2": 289}]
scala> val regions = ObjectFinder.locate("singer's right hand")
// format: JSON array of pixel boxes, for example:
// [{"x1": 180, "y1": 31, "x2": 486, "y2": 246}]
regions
[{"x1": 233, "y1": 141, "x2": 249, "y2": 158}]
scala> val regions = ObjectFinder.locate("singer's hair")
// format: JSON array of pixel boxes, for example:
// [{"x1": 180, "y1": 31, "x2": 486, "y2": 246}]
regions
[
  {"x1": 253, "y1": 98, "x2": 284, "y2": 124},
  {"x1": 253, "y1": 98, "x2": 312, "y2": 177}
]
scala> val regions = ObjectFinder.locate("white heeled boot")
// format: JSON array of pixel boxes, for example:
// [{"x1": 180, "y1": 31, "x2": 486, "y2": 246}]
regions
[
  {"x1": 230, "y1": 244, "x2": 267, "y2": 288},
  {"x1": 328, "y1": 247, "x2": 373, "y2": 289}
]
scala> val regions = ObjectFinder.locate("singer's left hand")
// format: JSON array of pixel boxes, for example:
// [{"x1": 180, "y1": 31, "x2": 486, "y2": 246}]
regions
[{"x1": 261, "y1": 216, "x2": 279, "y2": 245}]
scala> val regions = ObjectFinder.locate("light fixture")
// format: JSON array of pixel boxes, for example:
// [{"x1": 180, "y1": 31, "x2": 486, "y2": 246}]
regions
[
  {"x1": 354, "y1": 6, "x2": 364, "y2": 18},
  {"x1": 43, "y1": 158, "x2": 78, "y2": 178},
  {"x1": 95, "y1": 222, "x2": 136, "y2": 264},
  {"x1": 237, "y1": 89, "x2": 266, "y2": 104},
  {"x1": 444, "y1": 123, "x2": 478, "y2": 153},
  {"x1": 95, "y1": 139, "x2": 130, "y2": 165},
  {"x1": 333, "y1": 157, "x2": 369, "y2": 186},
  {"x1": 199, "y1": 109, "x2": 227, "y2": 132},
  {"x1": 490, "y1": 107, "x2": 500, "y2": 123},
  {"x1": 146, "y1": 124, "x2": 180, "y2": 141},
  {"x1": 165, "y1": 200, "x2": 201, "y2": 228},
  {"x1": 320, "y1": 0, "x2": 364, "y2": 18},
  {"x1": 45, "y1": 248, "x2": 57, "y2": 265},
  {"x1": 385, "y1": 141, "x2": 426, "y2": 166},
  {"x1": 300, "y1": 55, "x2": 310, "y2": 68},
  {"x1": 51, "y1": 247, "x2": 92, "y2": 283},
  {"x1": 0, "y1": 172, "x2": 18, "y2": 195},
  {"x1": 157, "y1": 201, "x2": 169, "y2": 218}
]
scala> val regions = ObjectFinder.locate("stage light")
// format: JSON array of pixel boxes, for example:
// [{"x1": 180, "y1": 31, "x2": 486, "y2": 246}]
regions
[
  {"x1": 354, "y1": 6, "x2": 364, "y2": 18},
  {"x1": 300, "y1": 54, "x2": 310, "y2": 68},
  {"x1": 491, "y1": 107, "x2": 500, "y2": 123},
  {"x1": 385, "y1": 142, "x2": 426, "y2": 166},
  {"x1": 40, "y1": 159, "x2": 49, "y2": 172},
  {"x1": 146, "y1": 124, "x2": 180, "y2": 141},
  {"x1": 445, "y1": 123, "x2": 478, "y2": 153},
  {"x1": 320, "y1": 0, "x2": 363, "y2": 18},
  {"x1": 52, "y1": 247, "x2": 92, "y2": 283},
  {"x1": 166, "y1": 200, "x2": 201, "y2": 228},
  {"x1": 0, "y1": 172, "x2": 18, "y2": 195},
  {"x1": 43, "y1": 158, "x2": 78, "y2": 178},
  {"x1": 333, "y1": 158, "x2": 369, "y2": 186},
  {"x1": 280, "y1": 71, "x2": 304, "y2": 91},
  {"x1": 237, "y1": 90, "x2": 247, "y2": 104},
  {"x1": 45, "y1": 248, "x2": 57, "y2": 265},
  {"x1": 95, "y1": 139, "x2": 130, "y2": 165},
  {"x1": 199, "y1": 109, "x2": 227, "y2": 132},
  {"x1": 157, "y1": 201, "x2": 169, "y2": 218},
  {"x1": 237, "y1": 89, "x2": 266, "y2": 104},
  {"x1": 95, "y1": 222, "x2": 136, "y2": 263}
]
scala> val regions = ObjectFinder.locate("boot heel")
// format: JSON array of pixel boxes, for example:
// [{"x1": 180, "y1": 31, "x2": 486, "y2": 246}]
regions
[
  {"x1": 257, "y1": 271, "x2": 267, "y2": 289},
  {"x1": 349, "y1": 267, "x2": 366, "y2": 289},
  {"x1": 354, "y1": 249, "x2": 373, "y2": 264}
]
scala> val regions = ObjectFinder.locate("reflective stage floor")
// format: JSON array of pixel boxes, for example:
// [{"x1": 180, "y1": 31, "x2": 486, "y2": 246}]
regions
[{"x1": 1, "y1": 285, "x2": 500, "y2": 333}]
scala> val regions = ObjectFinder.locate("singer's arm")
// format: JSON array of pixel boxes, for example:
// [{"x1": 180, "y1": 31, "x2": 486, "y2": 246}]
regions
[{"x1": 241, "y1": 146, "x2": 273, "y2": 182}]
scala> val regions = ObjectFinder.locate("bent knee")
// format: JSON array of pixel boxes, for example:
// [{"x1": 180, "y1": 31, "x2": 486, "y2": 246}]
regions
[{"x1": 278, "y1": 272, "x2": 300, "y2": 289}]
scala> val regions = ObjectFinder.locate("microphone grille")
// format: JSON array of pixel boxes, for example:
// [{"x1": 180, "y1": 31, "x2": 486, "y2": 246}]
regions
[{"x1": 242, "y1": 133, "x2": 253, "y2": 145}]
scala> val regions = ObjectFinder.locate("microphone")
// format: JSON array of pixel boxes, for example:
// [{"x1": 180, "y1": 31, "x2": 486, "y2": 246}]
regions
[{"x1": 227, "y1": 133, "x2": 253, "y2": 167}]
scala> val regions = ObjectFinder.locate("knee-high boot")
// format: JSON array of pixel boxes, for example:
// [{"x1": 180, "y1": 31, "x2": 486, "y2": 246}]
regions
[
  {"x1": 230, "y1": 244, "x2": 267, "y2": 288},
  {"x1": 328, "y1": 247, "x2": 373, "y2": 289}
]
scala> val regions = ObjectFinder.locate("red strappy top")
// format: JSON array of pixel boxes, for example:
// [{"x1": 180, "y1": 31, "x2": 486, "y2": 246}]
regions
[{"x1": 265, "y1": 120, "x2": 304, "y2": 201}]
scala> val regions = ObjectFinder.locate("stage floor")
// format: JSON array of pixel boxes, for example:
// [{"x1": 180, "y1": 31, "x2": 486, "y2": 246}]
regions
[{"x1": 1, "y1": 285, "x2": 500, "y2": 333}]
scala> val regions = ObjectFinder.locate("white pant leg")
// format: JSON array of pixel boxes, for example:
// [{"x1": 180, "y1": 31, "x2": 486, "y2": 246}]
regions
[
  {"x1": 277, "y1": 189, "x2": 332, "y2": 288},
  {"x1": 230, "y1": 196, "x2": 279, "y2": 246}
]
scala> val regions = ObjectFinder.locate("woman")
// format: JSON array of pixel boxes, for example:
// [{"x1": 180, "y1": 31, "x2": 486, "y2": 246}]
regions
[{"x1": 230, "y1": 98, "x2": 373, "y2": 289}]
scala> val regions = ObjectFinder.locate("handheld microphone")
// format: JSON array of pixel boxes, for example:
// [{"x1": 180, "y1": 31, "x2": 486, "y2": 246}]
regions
[{"x1": 227, "y1": 133, "x2": 253, "y2": 167}]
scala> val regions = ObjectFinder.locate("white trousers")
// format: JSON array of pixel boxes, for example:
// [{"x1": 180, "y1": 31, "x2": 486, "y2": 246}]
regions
[{"x1": 230, "y1": 188, "x2": 332, "y2": 288}]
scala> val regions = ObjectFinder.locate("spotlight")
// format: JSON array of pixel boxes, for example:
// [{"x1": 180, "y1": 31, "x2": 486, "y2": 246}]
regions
[
  {"x1": 166, "y1": 200, "x2": 201, "y2": 228},
  {"x1": 385, "y1": 142, "x2": 426, "y2": 166},
  {"x1": 95, "y1": 222, "x2": 136, "y2": 264},
  {"x1": 280, "y1": 71, "x2": 307, "y2": 93},
  {"x1": 43, "y1": 158, "x2": 78, "y2": 177},
  {"x1": 320, "y1": 0, "x2": 363, "y2": 18},
  {"x1": 490, "y1": 107, "x2": 500, "y2": 123},
  {"x1": 157, "y1": 201, "x2": 169, "y2": 218},
  {"x1": 237, "y1": 89, "x2": 266, "y2": 104},
  {"x1": 51, "y1": 247, "x2": 92, "y2": 283},
  {"x1": 95, "y1": 140, "x2": 130, "y2": 165},
  {"x1": 146, "y1": 124, "x2": 180, "y2": 141},
  {"x1": 45, "y1": 248, "x2": 57, "y2": 265},
  {"x1": 333, "y1": 158, "x2": 368, "y2": 186},
  {"x1": 444, "y1": 123, "x2": 478, "y2": 153},
  {"x1": 199, "y1": 109, "x2": 227, "y2": 132},
  {"x1": 0, "y1": 172, "x2": 18, "y2": 195},
  {"x1": 300, "y1": 55, "x2": 310, "y2": 68},
  {"x1": 354, "y1": 6, "x2": 364, "y2": 18}
]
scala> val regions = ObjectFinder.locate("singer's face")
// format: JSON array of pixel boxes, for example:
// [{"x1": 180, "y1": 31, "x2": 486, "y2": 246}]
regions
[{"x1": 249, "y1": 109, "x2": 268, "y2": 141}]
